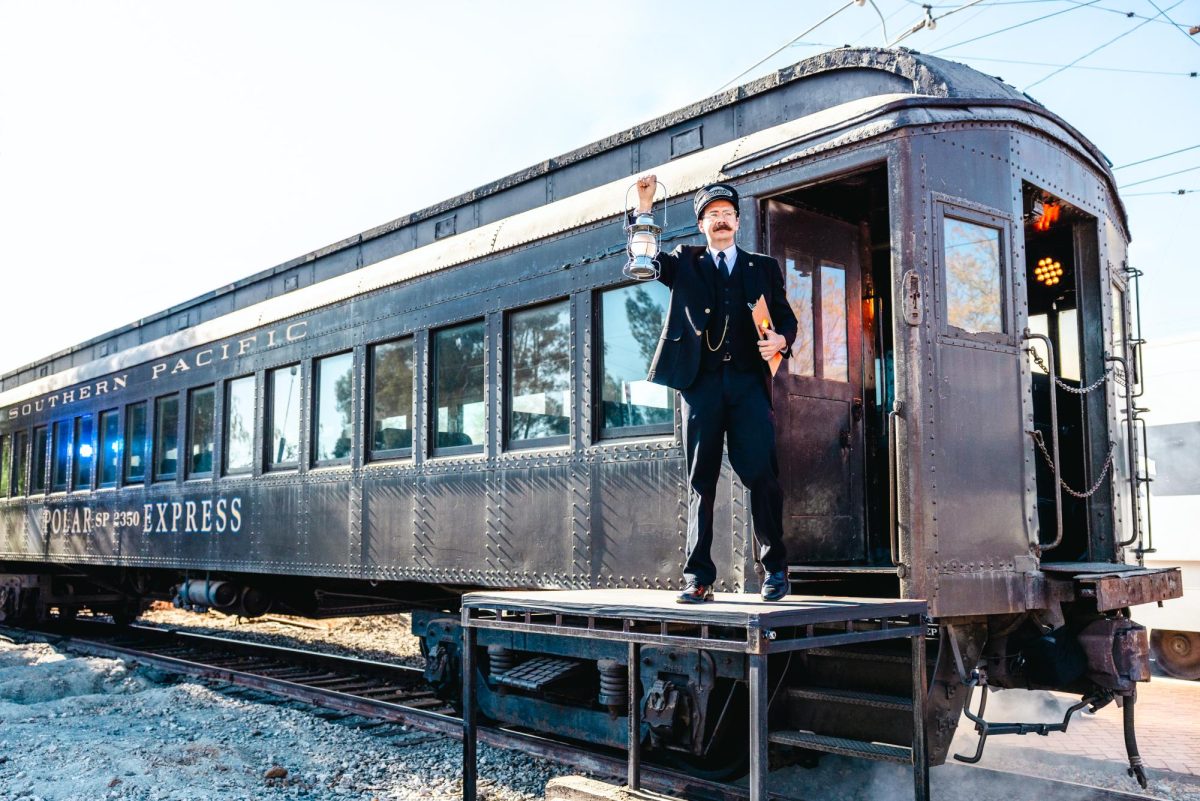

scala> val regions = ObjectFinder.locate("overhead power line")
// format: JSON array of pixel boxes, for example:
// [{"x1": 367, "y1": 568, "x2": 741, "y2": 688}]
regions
[
  {"x1": 1123, "y1": 188, "x2": 1198, "y2": 197},
  {"x1": 1119, "y1": 164, "x2": 1200, "y2": 189},
  {"x1": 1143, "y1": 0, "x2": 1200, "y2": 48},
  {"x1": 890, "y1": 0, "x2": 989, "y2": 47},
  {"x1": 1024, "y1": 0, "x2": 1183, "y2": 91},
  {"x1": 954, "y1": 54, "x2": 1196, "y2": 77},
  {"x1": 929, "y1": 0, "x2": 1103, "y2": 53},
  {"x1": 714, "y1": 1, "x2": 856, "y2": 94},
  {"x1": 1114, "y1": 144, "x2": 1200, "y2": 170}
]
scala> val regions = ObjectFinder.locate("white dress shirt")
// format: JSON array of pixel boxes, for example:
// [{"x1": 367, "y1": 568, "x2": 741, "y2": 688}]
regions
[{"x1": 708, "y1": 245, "x2": 737, "y2": 275}]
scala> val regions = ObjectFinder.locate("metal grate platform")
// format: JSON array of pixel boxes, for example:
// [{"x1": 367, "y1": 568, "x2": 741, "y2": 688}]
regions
[
  {"x1": 494, "y1": 656, "x2": 581, "y2": 691},
  {"x1": 459, "y1": 588, "x2": 929, "y2": 801}
]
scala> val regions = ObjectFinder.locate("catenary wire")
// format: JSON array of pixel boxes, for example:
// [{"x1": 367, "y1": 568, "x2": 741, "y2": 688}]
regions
[
  {"x1": 1123, "y1": 187, "x2": 1198, "y2": 196},
  {"x1": 891, "y1": 0, "x2": 990, "y2": 46},
  {"x1": 928, "y1": 0, "x2": 1103, "y2": 53},
  {"x1": 1114, "y1": 144, "x2": 1200, "y2": 170},
  {"x1": 950, "y1": 54, "x2": 1196, "y2": 76},
  {"x1": 1118, "y1": 164, "x2": 1200, "y2": 188},
  {"x1": 714, "y1": 1, "x2": 856, "y2": 93},
  {"x1": 1143, "y1": 0, "x2": 1200, "y2": 48},
  {"x1": 1023, "y1": 0, "x2": 1182, "y2": 90}
]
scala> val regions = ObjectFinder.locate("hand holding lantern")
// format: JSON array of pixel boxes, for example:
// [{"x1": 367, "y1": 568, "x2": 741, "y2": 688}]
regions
[{"x1": 624, "y1": 176, "x2": 667, "y2": 281}]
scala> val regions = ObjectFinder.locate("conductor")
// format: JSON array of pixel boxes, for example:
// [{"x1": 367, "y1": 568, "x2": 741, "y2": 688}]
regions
[{"x1": 632, "y1": 176, "x2": 798, "y2": 603}]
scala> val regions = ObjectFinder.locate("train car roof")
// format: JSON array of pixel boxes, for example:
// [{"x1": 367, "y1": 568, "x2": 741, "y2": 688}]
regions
[{"x1": 1, "y1": 46, "x2": 1125, "y2": 400}]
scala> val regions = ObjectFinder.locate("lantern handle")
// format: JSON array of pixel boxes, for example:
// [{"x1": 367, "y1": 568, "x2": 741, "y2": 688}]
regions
[{"x1": 623, "y1": 180, "x2": 669, "y2": 231}]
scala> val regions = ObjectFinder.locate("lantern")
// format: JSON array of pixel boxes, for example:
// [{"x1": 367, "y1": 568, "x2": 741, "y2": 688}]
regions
[{"x1": 623, "y1": 181, "x2": 667, "y2": 280}]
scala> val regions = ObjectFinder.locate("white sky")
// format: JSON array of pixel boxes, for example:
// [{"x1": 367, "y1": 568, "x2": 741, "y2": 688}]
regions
[{"x1": 1, "y1": 0, "x2": 1197, "y2": 376}]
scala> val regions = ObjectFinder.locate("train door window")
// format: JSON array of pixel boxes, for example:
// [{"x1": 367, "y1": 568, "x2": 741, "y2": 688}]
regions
[
  {"x1": 187, "y1": 386, "x2": 215, "y2": 477},
  {"x1": 125, "y1": 402, "x2": 148, "y2": 482},
  {"x1": 369, "y1": 338, "x2": 413, "y2": 460},
  {"x1": 98, "y1": 409, "x2": 120, "y2": 488},
  {"x1": 1058, "y1": 308, "x2": 1081, "y2": 382},
  {"x1": 507, "y1": 301, "x2": 570, "y2": 448},
  {"x1": 432, "y1": 321, "x2": 485, "y2": 455},
  {"x1": 32, "y1": 426, "x2": 48, "y2": 493},
  {"x1": 598, "y1": 283, "x2": 673, "y2": 437},
  {"x1": 941, "y1": 214, "x2": 1006, "y2": 339},
  {"x1": 73, "y1": 414, "x2": 94, "y2": 491},
  {"x1": 154, "y1": 395, "x2": 180, "y2": 481},
  {"x1": 51, "y1": 419, "x2": 71, "y2": 492},
  {"x1": 784, "y1": 256, "x2": 815, "y2": 376},
  {"x1": 0, "y1": 436, "x2": 9, "y2": 497},
  {"x1": 14, "y1": 430, "x2": 29, "y2": 496},
  {"x1": 267, "y1": 364, "x2": 301, "y2": 469},
  {"x1": 224, "y1": 376, "x2": 255, "y2": 474},
  {"x1": 313, "y1": 352, "x2": 353, "y2": 466}
]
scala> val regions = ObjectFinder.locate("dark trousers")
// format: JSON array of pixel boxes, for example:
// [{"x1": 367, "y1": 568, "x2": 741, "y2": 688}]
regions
[{"x1": 680, "y1": 365, "x2": 787, "y2": 586}]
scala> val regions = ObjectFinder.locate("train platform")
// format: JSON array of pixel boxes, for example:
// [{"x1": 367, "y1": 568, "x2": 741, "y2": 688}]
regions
[{"x1": 460, "y1": 588, "x2": 928, "y2": 801}]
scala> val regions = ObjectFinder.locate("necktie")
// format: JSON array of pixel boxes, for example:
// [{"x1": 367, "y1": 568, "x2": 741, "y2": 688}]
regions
[{"x1": 717, "y1": 251, "x2": 729, "y2": 280}]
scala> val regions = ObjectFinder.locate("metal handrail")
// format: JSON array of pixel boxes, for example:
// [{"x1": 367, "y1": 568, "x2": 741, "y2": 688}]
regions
[
  {"x1": 1024, "y1": 329, "x2": 1062, "y2": 553},
  {"x1": 1106, "y1": 354, "x2": 1141, "y2": 550},
  {"x1": 888, "y1": 400, "x2": 904, "y2": 567}
]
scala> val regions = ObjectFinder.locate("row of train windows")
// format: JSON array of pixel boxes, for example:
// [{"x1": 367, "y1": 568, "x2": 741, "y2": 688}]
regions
[{"x1": 0, "y1": 286, "x2": 673, "y2": 497}]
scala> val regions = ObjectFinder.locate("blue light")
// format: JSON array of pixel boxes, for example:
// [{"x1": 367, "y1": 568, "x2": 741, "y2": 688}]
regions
[{"x1": 79, "y1": 444, "x2": 94, "y2": 458}]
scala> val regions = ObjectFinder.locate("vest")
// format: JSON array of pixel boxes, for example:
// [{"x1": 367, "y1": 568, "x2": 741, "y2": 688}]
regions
[{"x1": 701, "y1": 257, "x2": 758, "y2": 371}]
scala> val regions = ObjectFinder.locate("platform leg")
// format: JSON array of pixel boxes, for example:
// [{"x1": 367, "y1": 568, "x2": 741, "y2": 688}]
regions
[
  {"x1": 749, "y1": 652, "x2": 769, "y2": 801},
  {"x1": 628, "y1": 641, "x2": 641, "y2": 790},
  {"x1": 463, "y1": 624, "x2": 477, "y2": 801},
  {"x1": 911, "y1": 619, "x2": 928, "y2": 801}
]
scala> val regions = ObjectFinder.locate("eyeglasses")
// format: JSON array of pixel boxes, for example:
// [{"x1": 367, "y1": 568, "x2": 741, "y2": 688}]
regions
[{"x1": 702, "y1": 209, "x2": 737, "y2": 221}]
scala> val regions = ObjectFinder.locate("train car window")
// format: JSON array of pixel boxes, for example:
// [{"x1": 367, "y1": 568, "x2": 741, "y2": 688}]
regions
[
  {"x1": 154, "y1": 395, "x2": 180, "y2": 481},
  {"x1": 267, "y1": 364, "x2": 301, "y2": 468},
  {"x1": 820, "y1": 263, "x2": 849, "y2": 382},
  {"x1": 943, "y1": 217, "x2": 1004, "y2": 335},
  {"x1": 51, "y1": 419, "x2": 71, "y2": 492},
  {"x1": 14, "y1": 430, "x2": 29, "y2": 496},
  {"x1": 224, "y1": 376, "x2": 255, "y2": 474},
  {"x1": 508, "y1": 301, "x2": 570, "y2": 447},
  {"x1": 188, "y1": 386, "x2": 215, "y2": 477},
  {"x1": 1028, "y1": 313, "x2": 1050, "y2": 374},
  {"x1": 32, "y1": 426, "x2": 48, "y2": 493},
  {"x1": 0, "y1": 436, "x2": 9, "y2": 497},
  {"x1": 125, "y1": 402, "x2": 148, "y2": 482},
  {"x1": 432, "y1": 321, "x2": 485, "y2": 454},
  {"x1": 73, "y1": 414, "x2": 94, "y2": 491},
  {"x1": 598, "y1": 284, "x2": 673, "y2": 436},
  {"x1": 98, "y1": 409, "x2": 120, "y2": 487},
  {"x1": 313, "y1": 352, "x2": 354, "y2": 465},
  {"x1": 1058, "y1": 308, "x2": 1081, "y2": 382},
  {"x1": 784, "y1": 257, "x2": 815, "y2": 377},
  {"x1": 369, "y1": 339, "x2": 413, "y2": 459}
]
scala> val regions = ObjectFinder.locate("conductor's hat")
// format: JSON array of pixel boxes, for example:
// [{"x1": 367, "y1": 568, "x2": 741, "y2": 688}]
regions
[{"x1": 693, "y1": 183, "x2": 739, "y2": 220}]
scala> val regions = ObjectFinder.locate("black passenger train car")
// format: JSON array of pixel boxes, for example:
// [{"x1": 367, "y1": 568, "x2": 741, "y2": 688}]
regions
[{"x1": 0, "y1": 48, "x2": 1180, "y2": 769}]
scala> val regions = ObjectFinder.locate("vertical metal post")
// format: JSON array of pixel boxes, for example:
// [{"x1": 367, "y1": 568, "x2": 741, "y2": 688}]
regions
[
  {"x1": 910, "y1": 617, "x2": 929, "y2": 801},
  {"x1": 749, "y1": 651, "x2": 769, "y2": 801},
  {"x1": 462, "y1": 621, "x2": 477, "y2": 801},
  {"x1": 627, "y1": 641, "x2": 641, "y2": 790}
]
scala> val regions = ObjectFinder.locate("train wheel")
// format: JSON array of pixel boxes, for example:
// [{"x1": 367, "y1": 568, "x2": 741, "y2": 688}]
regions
[{"x1": 1151, "y1": 629, "x2": 1200, "y2": 680}]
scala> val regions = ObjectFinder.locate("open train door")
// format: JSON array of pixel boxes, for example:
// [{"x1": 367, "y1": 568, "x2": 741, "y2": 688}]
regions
[{"x1": 765, "y1": 200, "x2": 866, "y2": 562}]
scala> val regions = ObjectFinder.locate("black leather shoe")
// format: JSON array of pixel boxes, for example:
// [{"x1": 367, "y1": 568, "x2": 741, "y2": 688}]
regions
[
  {"x1": 676, "y1": 582, "x2": 714, "y2": 604},
  {"x1": 761, "y1": 570, "x2": 790, "y2": 602}
]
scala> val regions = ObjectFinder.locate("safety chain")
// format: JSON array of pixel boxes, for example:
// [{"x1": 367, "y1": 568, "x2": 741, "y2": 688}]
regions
[
  {"x1": 1029, "y1": 430, "x2": 1117, "y2": 499},
  {"x1": 1026, "y1": 347, "x2": 1113, "y2": 395}
]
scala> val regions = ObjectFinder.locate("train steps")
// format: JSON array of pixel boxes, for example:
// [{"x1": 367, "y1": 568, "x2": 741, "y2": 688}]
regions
[{"x1": 776, "y1": 642, "x2": 933, "y2": 757}]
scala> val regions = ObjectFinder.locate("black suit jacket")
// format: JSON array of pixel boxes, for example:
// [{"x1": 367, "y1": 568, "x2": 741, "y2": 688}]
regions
[{"x1": 643, "y1": 245, "x2": 798, "y2": 401}]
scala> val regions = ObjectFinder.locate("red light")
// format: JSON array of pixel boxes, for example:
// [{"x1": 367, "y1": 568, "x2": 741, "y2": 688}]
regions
[{"x1": 1034, "y1": 201, "x2": 1061, "y2": 232}]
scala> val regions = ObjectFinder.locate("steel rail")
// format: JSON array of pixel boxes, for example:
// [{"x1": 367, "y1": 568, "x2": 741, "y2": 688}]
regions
[{"x1": 0, "y1": 621, "x2": 1157, "y2": 801}]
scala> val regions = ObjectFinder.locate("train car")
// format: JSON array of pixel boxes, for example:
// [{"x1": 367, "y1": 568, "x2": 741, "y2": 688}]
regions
[{"x1": 0, "y1": 47, "x2": 1181, "y2": 777}]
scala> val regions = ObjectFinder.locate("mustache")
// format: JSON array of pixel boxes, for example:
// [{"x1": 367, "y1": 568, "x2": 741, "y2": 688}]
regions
[{"x1": 712, "y1": 222, "x2": 733, "y2": 231}]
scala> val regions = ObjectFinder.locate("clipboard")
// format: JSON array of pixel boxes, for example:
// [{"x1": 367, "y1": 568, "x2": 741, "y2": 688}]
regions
[{"x1": 750, "y1": 295, "x2": 783, "y2": 377}]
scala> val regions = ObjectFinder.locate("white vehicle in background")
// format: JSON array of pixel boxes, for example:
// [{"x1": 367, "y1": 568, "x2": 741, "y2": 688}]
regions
[{"x1": 1133, "y1": 334, "x2": 1200, "y2": 678}]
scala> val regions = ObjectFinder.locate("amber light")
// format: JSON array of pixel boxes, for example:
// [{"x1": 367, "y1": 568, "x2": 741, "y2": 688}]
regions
[
  {"x1": 1035, "y1": 257, "x2": 1064, "y2": 286},
  {"x1": 1033, "y1": 201, "x2": 1061, "y2": 232}
]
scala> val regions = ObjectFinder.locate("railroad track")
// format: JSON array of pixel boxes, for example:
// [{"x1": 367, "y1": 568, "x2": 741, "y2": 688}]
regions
[{"x1": 1, "y1": 620, "x2": 1159, "y2": 801}]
